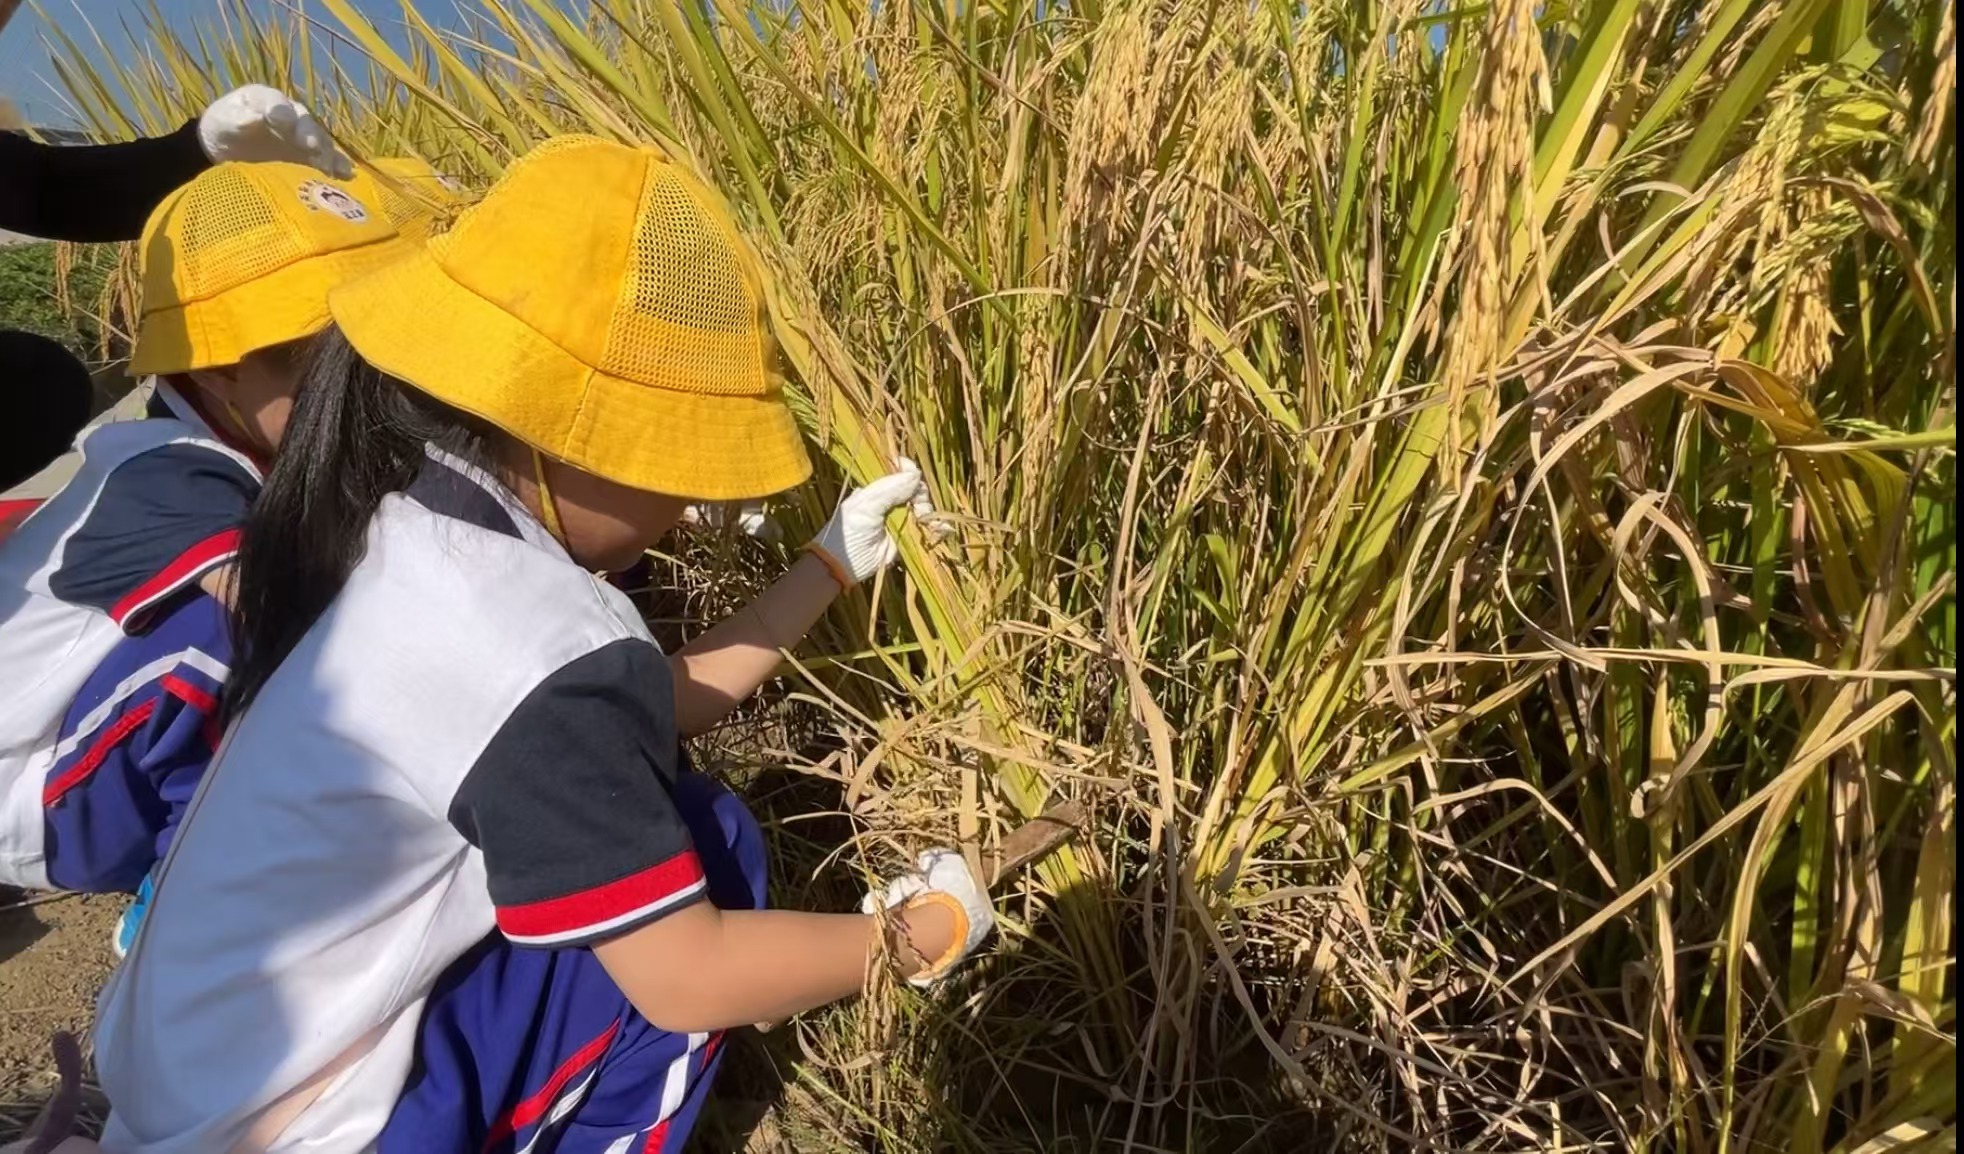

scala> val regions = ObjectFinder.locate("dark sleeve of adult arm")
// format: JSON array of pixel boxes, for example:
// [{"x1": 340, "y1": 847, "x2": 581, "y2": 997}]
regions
[{"x1": 0, "y1": 119, "x2": 210, "y2": 243}]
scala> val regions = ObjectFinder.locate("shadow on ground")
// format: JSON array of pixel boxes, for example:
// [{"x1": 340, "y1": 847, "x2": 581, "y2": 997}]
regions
[{"x1": 0, "y1": 891, "x2": 120, "y2": 1145}]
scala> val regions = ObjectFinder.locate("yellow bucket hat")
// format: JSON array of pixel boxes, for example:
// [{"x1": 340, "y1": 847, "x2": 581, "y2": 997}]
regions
[
  {"x1": 330, "y1": 135, "x2": 811, "y2": 502},
  {"x1": 367, "y1": 156, "x2": 465, "y2": 244},
  {"x1": 131, "y1": 162, "x2": 412, "y2": 376}
]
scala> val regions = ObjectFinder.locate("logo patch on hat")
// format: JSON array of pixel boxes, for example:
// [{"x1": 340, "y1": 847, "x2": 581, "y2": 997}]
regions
[{"x1": 298, "y1": 180, "x2": 370, "y2": 223}]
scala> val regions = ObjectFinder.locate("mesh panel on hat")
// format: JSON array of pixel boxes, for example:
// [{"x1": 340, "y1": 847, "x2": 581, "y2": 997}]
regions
[
  {"x1": 374, "y1": 181, "x2": 422, "y2": 230},
  {"x1": 599, "y1": 164, "x2": 767, "y2": 398},
  {"x1": 511, "y1": 134, "x2": 600, "y2": 168},
  {"x1": 177, "y1": 166, "x2": 311, "y2": 300}
]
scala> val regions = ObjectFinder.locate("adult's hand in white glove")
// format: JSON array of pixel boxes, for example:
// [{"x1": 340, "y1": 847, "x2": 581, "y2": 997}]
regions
[
  {"x1": 808, "y1": 457, "x2": 944, "y2": 588},
  {"x1": 861, "y1": 848, "x2": 994, "y2": 986},
  {"x1": 198, "y1": 84, "x2": 353, "y2": 179}
]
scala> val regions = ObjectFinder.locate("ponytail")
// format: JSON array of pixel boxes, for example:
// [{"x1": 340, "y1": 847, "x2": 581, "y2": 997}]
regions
[{"x1": 226, "y1": 326, "x2": 494, "y2": 718}]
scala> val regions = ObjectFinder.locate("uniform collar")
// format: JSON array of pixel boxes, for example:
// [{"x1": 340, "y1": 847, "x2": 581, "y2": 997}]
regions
[
  {"x1": 409, "y1": 445, "x2": 568, "y2": 559},
  {"x1": 147, "y1": 376, "x2": 270, "y2": 472}
]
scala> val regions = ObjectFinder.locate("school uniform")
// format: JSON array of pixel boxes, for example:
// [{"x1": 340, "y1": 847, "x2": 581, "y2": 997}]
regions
[
  {"x1": 95, "y1": 448, "x2": 766, "y2": 1154},
  {"x1": 0, "y1": 379, "x2": 257, "y2": 892}
]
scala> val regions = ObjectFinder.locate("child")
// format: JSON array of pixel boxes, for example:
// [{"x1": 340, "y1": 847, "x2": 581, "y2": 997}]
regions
[
  {"x1": 1, "y1": 153, "x2": 445, "y2": 533},
  {"x1": 2, "y1": 83, "x2": 349, "y2": 488},
  {"x1": 94, "y1": 136, "x2": 994, "y2": 1154},
  {"x1": 0, "y1": 160, "x2": 409, "y2": 952}
]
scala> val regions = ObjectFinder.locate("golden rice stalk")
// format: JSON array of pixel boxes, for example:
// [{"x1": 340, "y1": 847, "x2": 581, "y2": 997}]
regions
[
  {"x1": 1434, "y1": 0, "x2": 1548, "y2": 465},
  {"x1": 26, "y1": 0, "x2": 1954, "y2": 1148},
  {"x1": 1910, "y1": 0, "x2": 1955, "y2": 168}
]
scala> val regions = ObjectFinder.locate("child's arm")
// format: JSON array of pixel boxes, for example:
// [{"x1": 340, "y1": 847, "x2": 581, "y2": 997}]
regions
[
  {"x1": 593, "y1": 900, "x2": 955, "y2": 1033},
  {"x1": 668, "y1": 552, "x2": 839, "y2": 736},
  {"x1": 46, "y1": 442, "x2": 254, "y2": 632},
  {"x1": 41, "y1": 598, "x2": 227, "y2": 894},
  {"x1": 668, "y1": 460, "x2": 940, "y2": 737},
  {"x1": 461, "y1": 643, "x2": 993, "y2": 1033}
]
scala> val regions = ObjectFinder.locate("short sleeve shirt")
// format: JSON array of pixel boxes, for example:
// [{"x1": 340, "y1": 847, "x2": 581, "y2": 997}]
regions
[
  {"x1": 450, "y1": 637, "x2": 706, "y2": 945},
  {"x1": 94, "y1": 449, "x2": 702, "y2": 1153}
]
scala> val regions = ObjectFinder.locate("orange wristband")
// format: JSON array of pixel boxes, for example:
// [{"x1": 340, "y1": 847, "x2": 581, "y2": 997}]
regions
[
  {"x1": 899, "y1": 891, "x2": 970, "y2": 980},
  {"x1": 802, "y1": 541, "x2": 856, "y2": 591}
]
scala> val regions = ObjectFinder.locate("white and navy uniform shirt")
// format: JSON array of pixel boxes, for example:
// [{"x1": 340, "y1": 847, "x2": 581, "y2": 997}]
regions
[
  {"x1": 95, "y1": 449, "x2": 708, "y2": 1153},
  {"x1": 0, "y1": 380, "x2": 258, "y2": 888}
]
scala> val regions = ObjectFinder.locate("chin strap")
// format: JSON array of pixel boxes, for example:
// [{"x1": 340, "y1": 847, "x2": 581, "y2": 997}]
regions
[
  {"x1": 221, "y1": 397, "x2": 253, "y2": 438},
  {"x1": 530, "y1": 448, "x2": 567, "y2": 545}
]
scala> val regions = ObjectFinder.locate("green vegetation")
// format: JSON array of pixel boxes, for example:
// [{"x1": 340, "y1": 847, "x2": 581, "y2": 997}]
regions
[
  {"x1": 52, "y1": 0, "x2": 1955, "y2": 1149},
  {"x1": 0, "y1": 240, "x2": 121, "y2": 362}
]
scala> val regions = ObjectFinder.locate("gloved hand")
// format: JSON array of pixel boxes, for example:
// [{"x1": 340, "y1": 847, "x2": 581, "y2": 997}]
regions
[
  {"x1": 861, "y1": 848, "x2": 994, "y2": 986},
  {"x1": 681, "y1": 500, "x2": 781, "y2": 542},
  {"x1": 807, "y1": 457, "x2": 944, "y2": 588},
  {"x1": 198, "y1": 85, "x2": 353, "y2": 179}
]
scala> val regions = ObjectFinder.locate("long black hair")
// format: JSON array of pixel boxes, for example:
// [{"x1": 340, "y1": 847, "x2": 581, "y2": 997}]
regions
[{"x1": 226, "y1": 325, "x2": 497, "y2": 718}]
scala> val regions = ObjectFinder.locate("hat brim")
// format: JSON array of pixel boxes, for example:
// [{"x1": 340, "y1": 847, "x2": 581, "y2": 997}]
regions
[
  {"x1": 131, "y1": 236, "x2": 415, "y2": 376},
  {"x1": 330, "y1": 248, "x2": 812, "y2": 502}
]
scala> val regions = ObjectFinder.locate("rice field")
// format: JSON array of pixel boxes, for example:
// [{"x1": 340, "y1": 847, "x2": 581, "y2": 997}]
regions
[{"x1": 33, "y1": 0, "x2": 1959, "y2": 1149}]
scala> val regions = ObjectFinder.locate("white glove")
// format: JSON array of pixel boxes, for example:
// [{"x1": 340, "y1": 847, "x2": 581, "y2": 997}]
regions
[
  {"x1": 198, "y1": 85, "x2": 353, "y2": 179},
  {"x1": 861, "y1": 848, "x2": 994, "y2": 986},
  {"x1": 681, "y1": 500, "x2": 781, "y2": 542},
  {"x1": 808, "y1": 457, "x2": 943, "y2": 587}
]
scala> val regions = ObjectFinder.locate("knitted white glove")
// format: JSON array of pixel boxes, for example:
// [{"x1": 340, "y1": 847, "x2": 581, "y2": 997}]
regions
[
  {"x1": 861, "y1": 848, "x2": 994, "y2": 986},
  {"x1": 808, "y1": 457, "x2": 942, "y2": 587},
  {"x1": 680, "y1": 500, "x2": 781, "y2": 542},
  {"x1": 198, "y1": 85, "x2": 353, "y2": 179}
]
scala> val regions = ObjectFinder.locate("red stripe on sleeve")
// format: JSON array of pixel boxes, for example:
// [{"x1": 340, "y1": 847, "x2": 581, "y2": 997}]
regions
[
  {"x1": 0, "y1": 498, "x2": 43, "y2": 543},
  {"x1": 43, "y1": 699, "x2": 159, "y2": 806},
  {"x1": 642, "y1": 1119, "x2": 670, "y2": 1152},
  {"x1": 160, "y1": 672, "x2": 220, "y2": 716},
  {"x1": 481, "y1": 1019, "x2": 620, "y2": 1150},
  {"x1": 109, "y1": 527, "x2": 241, "y2": 626},
  {"x1": 495, "y1": 852, "x2": 706, "y2": 941}
]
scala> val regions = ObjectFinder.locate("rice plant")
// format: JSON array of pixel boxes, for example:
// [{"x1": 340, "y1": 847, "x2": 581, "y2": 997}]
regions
[{"x1": 39, "y1": 0, "x2": 1955, "y2": 1149}]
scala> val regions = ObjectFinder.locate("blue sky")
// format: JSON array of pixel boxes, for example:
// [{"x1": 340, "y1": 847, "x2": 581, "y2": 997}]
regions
[{"x1": 1, "y1": 0, "x2": 417, "y2": 125}]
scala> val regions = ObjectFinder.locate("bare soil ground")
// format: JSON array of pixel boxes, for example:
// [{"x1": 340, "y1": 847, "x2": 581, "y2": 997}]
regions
[
  {"x1": 0, "y1": 888, "x2": 795, "y2": 1151},
  {"x1": 0, "y1": 889, "x2": 123, "y2": 1134}
]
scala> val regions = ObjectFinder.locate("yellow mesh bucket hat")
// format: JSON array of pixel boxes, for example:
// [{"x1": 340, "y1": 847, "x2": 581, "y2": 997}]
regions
[
  {"x1": 330, "y1": 135, "x2": 810, "y2": 502},
  {"x1": 367, "y1": 156, "x2": 465, "y2": 244},
  {"x1": 131, "y1": 161, "x2": 412, "y2": 376}
]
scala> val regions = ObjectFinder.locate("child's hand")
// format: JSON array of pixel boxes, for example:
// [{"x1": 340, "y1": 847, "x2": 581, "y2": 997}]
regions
[
  {"x1": 808, "y1": 458, "x2": 949, "y2": 588},
  {"x1": 862, "y1": 848, "x2": 994, "y2": 985}
]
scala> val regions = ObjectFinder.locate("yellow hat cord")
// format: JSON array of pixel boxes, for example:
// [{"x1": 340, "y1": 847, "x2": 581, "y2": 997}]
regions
[
  {"x1": 222, "y1": 397, "x2": 252, "y2": 436},
  {"x1": 531, "y1": 449, "x2": 568, "y2": 545}
]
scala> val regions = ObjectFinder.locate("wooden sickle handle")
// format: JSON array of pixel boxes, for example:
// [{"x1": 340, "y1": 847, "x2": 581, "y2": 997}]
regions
[{"x1": 980, "y1": 800, "x2": 1087, "y2": 890}]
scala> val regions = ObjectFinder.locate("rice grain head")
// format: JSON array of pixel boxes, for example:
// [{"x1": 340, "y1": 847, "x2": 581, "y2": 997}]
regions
[{"x1": 1436, "y1": 0, "x2": 1548, "y2": 463}]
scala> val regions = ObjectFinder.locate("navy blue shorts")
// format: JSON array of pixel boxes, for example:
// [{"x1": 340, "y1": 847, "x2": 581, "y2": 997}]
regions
[{"x1": 379, "y1": 772, "x2": 768, "y2": 1154}]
